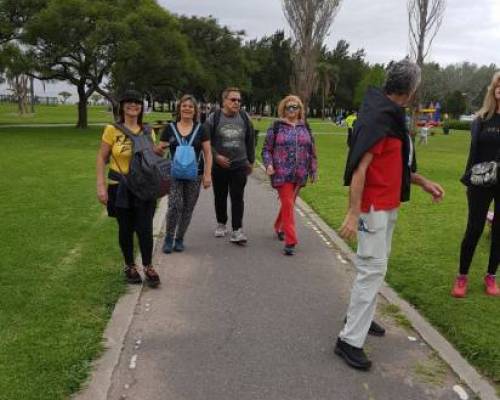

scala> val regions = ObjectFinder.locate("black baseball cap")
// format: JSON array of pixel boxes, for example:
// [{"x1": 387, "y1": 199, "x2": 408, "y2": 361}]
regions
[{"x1": 119, "y1": 89, "x2": 143, "y2": 103}]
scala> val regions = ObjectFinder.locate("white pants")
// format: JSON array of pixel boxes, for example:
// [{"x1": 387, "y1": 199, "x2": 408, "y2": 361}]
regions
[{"x1": 339, "y1": 207, "x2": 399, "y2": 348}]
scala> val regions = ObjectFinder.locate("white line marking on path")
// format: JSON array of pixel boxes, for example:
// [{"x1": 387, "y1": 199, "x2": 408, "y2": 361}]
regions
[
  {"x1": 129, "y1": 354, "x2": 137, "y2": 369},
  {"x1": 452, "y1": 385, "x2": 469, "y2": 400}
]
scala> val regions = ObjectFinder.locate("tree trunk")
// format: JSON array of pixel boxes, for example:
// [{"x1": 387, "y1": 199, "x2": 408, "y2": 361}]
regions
[{"x1": 76, "y1": 84, "x2": 88, "y2": 129}]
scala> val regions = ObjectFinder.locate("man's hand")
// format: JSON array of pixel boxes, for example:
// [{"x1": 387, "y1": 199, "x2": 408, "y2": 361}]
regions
[
  {"x1": 202, "y1": 173, "x2": 212, "y2": 189},
  {"x1": 215, "y1": 154, "x2": 230, "y2": 168},
  {"x1": 247, "y1": 163, "x2": 254, "y2": 175},
  {"x1": 266, "y1": 164, "x2": 275, "y2": 176},
  {"x1": 339, "y1": 210, "x2": 359, "y2": 241},
  {"x1": 422, "y1": 179, "x2": 445, "y2": 203}
]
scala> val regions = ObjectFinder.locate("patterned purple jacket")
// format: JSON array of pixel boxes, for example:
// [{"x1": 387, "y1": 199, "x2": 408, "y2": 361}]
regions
[{"x1": 261, "y1": 120, "x2": 318, "y2": 188}]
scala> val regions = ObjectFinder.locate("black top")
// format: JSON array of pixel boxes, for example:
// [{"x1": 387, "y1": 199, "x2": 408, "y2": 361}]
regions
[
  {"x1": 477, "y1": 113, "x2": 500, "y2": 164},
  {"x1": 160, "y1": 122, "x2": 210, "y2": 175},
  {"x1": 461, "y1": 114, "x2": 500, "y2": 186},
  {"x1": 344, "y1": 87, "x2": 417, "y2": 202}
]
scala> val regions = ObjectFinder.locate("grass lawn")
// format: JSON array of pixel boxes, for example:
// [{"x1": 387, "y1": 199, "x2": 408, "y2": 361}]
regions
[
  {"x1": 1, "y1": 116, "x2": 498, "y2": 398},
  {"x1": 0, "y1": 127, "x2": 127, "y2": 399},
  {"x1": 0, "y1": 102, "x2": 172, "y2": 125},
  {"x1": 255, "y1": 119, "x2": 500, "y2": 386}
]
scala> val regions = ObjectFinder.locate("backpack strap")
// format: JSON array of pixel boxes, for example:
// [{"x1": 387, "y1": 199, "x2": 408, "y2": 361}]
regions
[
  {"x1": 187, "y1": 123, "x2": 201, "y2": 146},
  {"x1": 169, "y1": 122, "x2": 183, "y2": 145},
  {"x1": 211, "y1": 110, "x2": 222, "y2": 139},
  {"x1": 170, "y1": 122, "x2": 201, "y2": 146}
]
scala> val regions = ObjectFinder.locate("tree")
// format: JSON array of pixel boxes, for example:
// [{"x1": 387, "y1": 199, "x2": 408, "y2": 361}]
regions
[
  {"x1": 408, "y1": 0, "x2": 446, "y2": 67},
  {"x1": 282, "y1": 0, "x2": 342, "y2": 112},
  {"x1": 353, "y1": 64, "x2": 385, "y2": 108},
  {"x1": 245, "y1": 30, "x2": 293, "y2": 114},
  {"x1": 315, "y1": 61, "x2": 338, "y2": 119},
  {"x1": 443, "y1": 90, "x2": 466, "y2": 118},
  {"x1": 22, "y1": 0, "x2": 127, "y2": 128},
  {"x1": 90, "y1": 93, "x2": 102, "y2": 105},
  {"x1": 176, "y1": 15, "x2": 249, "y2": 102},
  {"x1": 58, "y1": 91, "x2": 71, "y2": 104},
  {"x1": 108, "y1": 7, "x2": 195, "y2": 114}
]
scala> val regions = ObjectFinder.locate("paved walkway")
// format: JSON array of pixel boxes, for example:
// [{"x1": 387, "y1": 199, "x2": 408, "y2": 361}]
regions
[{"x1": 106, "y1": 169, "x2": 469, "y2": 400}]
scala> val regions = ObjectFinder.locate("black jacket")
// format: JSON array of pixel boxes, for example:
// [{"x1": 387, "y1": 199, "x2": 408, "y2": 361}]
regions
[
  {"x1": 460, "y1": 118, "x2": 482, "y2": 186},
  {"x1": 344, "y1": 87, "x2": 417, "y2": 202}
]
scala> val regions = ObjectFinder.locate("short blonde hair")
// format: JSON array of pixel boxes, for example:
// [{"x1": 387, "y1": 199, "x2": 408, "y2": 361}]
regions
[
  {"x1": 277, "y1": 95, "x2": 305, "y2": 120},
  {"x1": 176, "y1": 94, "x2": 199, "y2": 123},
  {"x1": 477, "y1": 71, "x2": 500, "y2": 121}
]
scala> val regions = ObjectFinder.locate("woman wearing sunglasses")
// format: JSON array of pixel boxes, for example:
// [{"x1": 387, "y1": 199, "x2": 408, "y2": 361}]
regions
[
  {"x1": 96, "y1": 89, "x2": 160, "y2": 287},
  {"x1": 262, "y1": 95, "x2": 318, "y2": 255}
]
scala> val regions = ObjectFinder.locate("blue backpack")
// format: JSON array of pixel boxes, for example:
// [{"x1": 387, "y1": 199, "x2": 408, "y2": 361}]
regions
[{"x1": 170, "y1": 123, "x2": 201, "y2": 180}]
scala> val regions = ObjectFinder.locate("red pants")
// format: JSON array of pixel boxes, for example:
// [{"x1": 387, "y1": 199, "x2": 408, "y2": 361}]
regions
[{"x1": 274, "y1": 183, "x2": 299, "y2": 246}]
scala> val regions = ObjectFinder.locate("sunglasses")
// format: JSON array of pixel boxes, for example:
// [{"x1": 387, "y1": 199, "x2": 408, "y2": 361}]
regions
[
  {"x1": 286, "y1": 104, "x2": 299, "y2": 112},
  {"x1": 124, "y1": 99, "x2": 142, "y2": 105},
  {"x1": 228, "y1": 97, "x2": 241, "y2": 103}
]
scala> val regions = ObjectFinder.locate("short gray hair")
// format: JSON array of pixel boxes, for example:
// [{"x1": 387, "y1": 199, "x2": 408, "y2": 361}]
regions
[{"x1": 383, "y1": 60, "x2": 421, "y2": 96}]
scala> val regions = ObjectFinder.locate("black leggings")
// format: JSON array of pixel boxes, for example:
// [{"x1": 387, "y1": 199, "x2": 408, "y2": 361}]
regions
[
  {"x1": 109, "y1": 185, "x2": 156, "y2": 267},
  {"x1": 459, "y1": 185, "x2": 500, "y2": 275}
]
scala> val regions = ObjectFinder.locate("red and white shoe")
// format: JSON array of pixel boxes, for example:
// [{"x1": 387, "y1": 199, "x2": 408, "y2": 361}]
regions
[
  {"x1": 451, "y1": 275, "x2": 468, "y2": 298},
  {"x1": 484, "y1": 274, "x2": 500, "y2": 296}
]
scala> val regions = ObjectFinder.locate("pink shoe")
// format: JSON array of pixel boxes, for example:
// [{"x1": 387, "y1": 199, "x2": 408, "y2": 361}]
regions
[
  {"x1": 451, "y1": 275, "x2": 468, "y2": 298},
  {"x1": 484, "y1": 274, "x2": 500, "y2": 296}
]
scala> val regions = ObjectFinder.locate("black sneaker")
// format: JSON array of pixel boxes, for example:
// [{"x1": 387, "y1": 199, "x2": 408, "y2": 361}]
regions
[
  {"x1": 334, "y1": 338, "x2": 372, "y2": 370},
  {"x1": 143, "y1": 265, "x2": 160, "y2": 288},
  {"x1": 343, "y1": 317, "x2": 386, "y2": 337},
  {"x1": 283, "y1": 244, "x2": 295, "y2": 256},
  {"x1": 124, "y1": 265, "x2": 142, "y2": 284},
  {"x1": 368, "y1": 320, "x2": 385, "y2": 337}
]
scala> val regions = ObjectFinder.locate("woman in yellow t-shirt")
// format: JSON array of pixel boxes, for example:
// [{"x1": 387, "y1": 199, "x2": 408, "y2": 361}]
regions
[{"x1": 96, "y1": 89, "x2": 160, "y2": 287}]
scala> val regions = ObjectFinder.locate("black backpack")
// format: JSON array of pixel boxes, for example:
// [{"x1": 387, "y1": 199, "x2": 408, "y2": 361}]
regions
[{"x1": 113, "y1": 123, "x2": 171, "y2": 200}]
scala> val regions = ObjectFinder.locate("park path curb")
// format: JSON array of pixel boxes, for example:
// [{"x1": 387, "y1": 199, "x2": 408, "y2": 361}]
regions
[
  {"x1": 293, "y1": 194, "x2": 499, "y2": 400},
  {"x1": 72, "y1": 195, "x2": 169, "y2": 400}
]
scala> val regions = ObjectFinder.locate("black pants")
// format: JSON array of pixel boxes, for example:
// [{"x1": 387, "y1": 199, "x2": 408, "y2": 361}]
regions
[
  {"x1": 109, "y1": 185, "x2": 156, "y2": 267},
  {"x1": 212, "y1": 166, "x2": 247, "y2": 230},
  {"x1": 459, "y1": 185, "x2": 500, "y2": 275}
]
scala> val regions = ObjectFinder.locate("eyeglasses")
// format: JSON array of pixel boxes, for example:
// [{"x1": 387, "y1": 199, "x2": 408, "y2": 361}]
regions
[
  {"x1": 286, "y1": 104, "x2": 299, "y2": 112},
  {"x1": 228, "y1": 98, "x2": 241, "y2": 103}
]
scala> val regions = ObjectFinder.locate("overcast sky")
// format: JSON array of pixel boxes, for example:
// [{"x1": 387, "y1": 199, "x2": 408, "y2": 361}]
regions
[
  {"x1": 162, "y1": 0, "x2": 500, "y2": 66},
  {"x1": 11, "y1": 0, "x2": 500, "y2": 101}
]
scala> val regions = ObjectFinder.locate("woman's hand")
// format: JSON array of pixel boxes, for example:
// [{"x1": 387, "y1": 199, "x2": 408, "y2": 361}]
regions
[
  {"x1": 97, "y1": 185, "x2": 108, "y2": 205},
  {"x1": 266, "y1": 165, "x2": 275, "y2": 176},
  {"x1": 154, "y1": 143, "x2": 167, "y2": 157},
  {"x1": 202, "y1": 173, "x2": 212, "y2": 189}
]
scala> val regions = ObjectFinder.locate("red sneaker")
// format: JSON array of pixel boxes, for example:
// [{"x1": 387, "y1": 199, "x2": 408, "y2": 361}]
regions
[
  {"x1": 451, "y1": 275, "x2": 468, "y2": 298},
  {"x1": 484, "y1": 274, "x2": 500, "y2": 296}
]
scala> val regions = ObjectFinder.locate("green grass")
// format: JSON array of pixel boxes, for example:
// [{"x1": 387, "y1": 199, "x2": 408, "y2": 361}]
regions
[
  {"x1": 0, "y1": 102, "x2": 172, "y2": 125},
  {"x1": 0, "y1": 127, "x2": 127, "y2": 399},
  {"x1": 255, "y1": 120, "x2": 500, "y2": 385}
]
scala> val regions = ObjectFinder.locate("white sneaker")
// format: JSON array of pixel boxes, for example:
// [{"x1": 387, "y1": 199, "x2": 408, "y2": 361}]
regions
[
  {"x1": 214, "y1": 223, "x2": 227, "y2": 237},
  {"x1": 229, "y1": 228, "x2": 247, "y2": 244}
]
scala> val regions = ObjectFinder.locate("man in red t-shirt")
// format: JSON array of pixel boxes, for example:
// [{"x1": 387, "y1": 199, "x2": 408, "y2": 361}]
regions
[{"x1": 335, "y1": 60, "x2": 445, "y2": 371}]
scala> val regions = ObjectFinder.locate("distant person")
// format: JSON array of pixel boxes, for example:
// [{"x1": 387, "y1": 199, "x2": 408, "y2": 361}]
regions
[
  {"x1": 157, "y1": 95, "x2": 213, "y2": 254},
  {"x1": 336, "y1": 60, "x2": 444, "y2": 371},
  {"x1": 442, "y1": 113, "x2": 450, "y2": 135},
  {"x1": 418, "y1": 122, "x2": 430, "y2": 145},
  {"x1": 345, "y1": 111, "x2": 358, "y2": 147},
  {"x1": 96, "y1": 89, "x2": 160, "y2": 287},
  {"x1": 452, "y1": 71, "x2": 500, "y2": 297},
  {"x1": 261, "y1": 95, "x2": 317, "y2": 255},
  {"x1": 204, "y1": 87, "x2": 255, "y2": 244}
]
